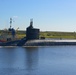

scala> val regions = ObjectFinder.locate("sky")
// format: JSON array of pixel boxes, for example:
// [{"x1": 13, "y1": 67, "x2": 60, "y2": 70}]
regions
[{"x1": 0, "y1": 0, "x2": 76, "y2": 32}]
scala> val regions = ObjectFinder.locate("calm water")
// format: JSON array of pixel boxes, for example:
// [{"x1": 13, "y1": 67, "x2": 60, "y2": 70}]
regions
[{"x1": 0, "y1": 46, "x2": 76, "y2": 75}]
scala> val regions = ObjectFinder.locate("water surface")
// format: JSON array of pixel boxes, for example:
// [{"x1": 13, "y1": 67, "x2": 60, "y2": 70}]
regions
[{"x1": 0, "y1": 46, "x2": 76, "y2": 75}]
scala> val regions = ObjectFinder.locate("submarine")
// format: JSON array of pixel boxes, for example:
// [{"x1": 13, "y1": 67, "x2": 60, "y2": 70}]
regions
[
  {"x1": 16, "y1": 19, "x2": 76, "y2": 46},
  {"x1": 1, "y1": 19, "x2": 76, "y2": 46},
  {"x1": 18, "y1": 19, "x2": 76, "y2": 46}
]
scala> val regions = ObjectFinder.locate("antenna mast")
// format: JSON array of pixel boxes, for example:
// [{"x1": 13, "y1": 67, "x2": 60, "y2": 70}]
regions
[
  {"x1": 10, "y1": 18, "x2": 12, "y2": 28},
  {"x1": 30, "y1": 19, "x2": 33, "y2": 26}
]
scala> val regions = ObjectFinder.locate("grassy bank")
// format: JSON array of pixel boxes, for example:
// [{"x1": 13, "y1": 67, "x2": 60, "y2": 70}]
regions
[
  {"x1": 0, "y1": 30, "x2": 76, "y2": 39},
  {"x1": 40, "y1": 31, "x2": 76, "y2": 39},
  {"x1": 17, "y1": 31, "x2": 76, "y2": 39}
]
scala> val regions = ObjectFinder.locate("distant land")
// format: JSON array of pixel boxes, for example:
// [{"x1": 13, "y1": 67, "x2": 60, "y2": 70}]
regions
[{"x1": 0, "y1": 30, "x2": 76, "y2": 39}]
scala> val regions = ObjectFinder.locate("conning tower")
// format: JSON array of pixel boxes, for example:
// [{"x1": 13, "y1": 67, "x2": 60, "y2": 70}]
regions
[{"x1": 26, "y1": 19, "x2": 40, "y2": 40}]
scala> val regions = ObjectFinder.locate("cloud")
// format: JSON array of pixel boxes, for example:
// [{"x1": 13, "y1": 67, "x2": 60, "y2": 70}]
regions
[{"x1": 13, "y1": 16, "x2": 18, "y2": 19}]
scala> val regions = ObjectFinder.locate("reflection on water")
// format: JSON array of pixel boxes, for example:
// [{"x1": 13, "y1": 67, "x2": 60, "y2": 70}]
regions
[
  {"x1": 0, "y1": 47, "x2": 16, "y2": 68},
  {"x1": 25, "y1": 47, "x2": 38, "y2": 70},
  {"x1": 25, "y1": 47, "x2": 39, "y2": 75},
  {"x1": 1, "y1": 46, "x2": 76, "y2": 75},
  {"x1": 0, "y1": 47, "x2": 39, "y2": 75}
]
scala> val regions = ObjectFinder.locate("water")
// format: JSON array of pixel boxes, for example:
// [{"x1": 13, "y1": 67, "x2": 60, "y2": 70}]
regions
[{"x1": 0, "y1": 46, "x2": 76, "y2": 75}]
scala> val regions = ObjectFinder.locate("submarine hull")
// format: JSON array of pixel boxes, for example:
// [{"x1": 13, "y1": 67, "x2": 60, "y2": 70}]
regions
[
  {"x1": 1, "y1": 39, "x2": 76, "y2": 46},
  {"x1": 24, "y1": 39, "x2": 76, "y2": 46}
]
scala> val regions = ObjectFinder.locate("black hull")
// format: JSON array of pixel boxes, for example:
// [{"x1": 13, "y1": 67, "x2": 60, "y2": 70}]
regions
[
  {"x1": 0, "y1": 40, "x2": 20, "y2": 46},
  {"x1": 1, "y1": 39, "x2": 76, "y2": 46}
]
